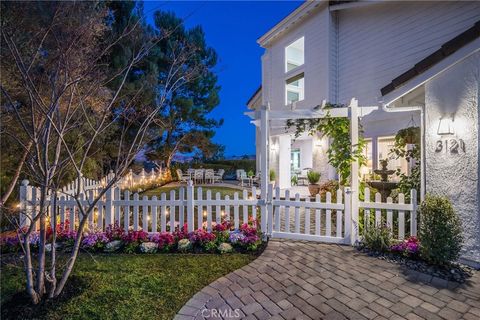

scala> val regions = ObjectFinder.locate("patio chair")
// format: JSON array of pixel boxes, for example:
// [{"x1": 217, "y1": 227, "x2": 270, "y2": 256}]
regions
[
  {"x1": 194, "y1": 169, "x2": 204, "y2": 184},
  {"x1": 251, "y1": 172, "x2": 261, "y2": 186},
  {"x1": 204, "y1": 169, "x2": 215, "y2": 184},
  {"x1": 297, "y1": 168, "x2": 311, "y2": 186},
  {"x1": 213, "y1": 169, "x2": 224, "y2": 183},
  {"x1": 176, "y1": 169, "x2": 190, "y2": 184},
  {"x1": 236, "y1": 169, "x2": 250, "y2": 187}
]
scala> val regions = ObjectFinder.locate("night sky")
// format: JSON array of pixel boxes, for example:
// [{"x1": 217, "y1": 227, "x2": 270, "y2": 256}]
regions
[{"x1": 143, "y1": 0, "x2": 302, "y2": 157}]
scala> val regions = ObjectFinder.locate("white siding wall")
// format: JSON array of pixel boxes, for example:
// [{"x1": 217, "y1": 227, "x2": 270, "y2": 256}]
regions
[
  {"x1": 262, "y1": 7, "x2": 331, "y2": 110},
  {"x1": 337, "y1": 1, "x2": 480, "y2": 106}
]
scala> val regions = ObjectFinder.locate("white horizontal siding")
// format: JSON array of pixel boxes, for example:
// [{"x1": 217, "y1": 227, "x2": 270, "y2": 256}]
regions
[
  {"x1": 263, "y1": 6, "x2": 331, "y2": 110},
  {"x1": 337, "y1": 1, "x2": 480, "y2": 106}
]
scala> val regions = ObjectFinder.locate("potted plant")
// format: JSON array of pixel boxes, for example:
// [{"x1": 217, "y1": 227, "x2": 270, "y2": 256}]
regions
[
  {"x1": 307, "y1": 171, "x2": 321, "y2": 196},
  {"x1": 269, "y1": 169, "x2": 276, "y2": 187}
]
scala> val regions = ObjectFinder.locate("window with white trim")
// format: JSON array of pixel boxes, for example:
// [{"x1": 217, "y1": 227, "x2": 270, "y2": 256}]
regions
[
  {"x1": 285, "y1": 73, "x2": 304, "y2": 106},
  {"x1": 285, "y1": 37, "x2": 304, "y2": 72}
]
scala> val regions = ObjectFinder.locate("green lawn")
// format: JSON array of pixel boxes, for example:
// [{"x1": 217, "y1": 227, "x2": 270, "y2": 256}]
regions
[
  {"x1": 1, "y1": 253, "x2": 254, "y2": 320},
  {"x1": 142, "y1": 185, "x2": 250, "y2": 199}
]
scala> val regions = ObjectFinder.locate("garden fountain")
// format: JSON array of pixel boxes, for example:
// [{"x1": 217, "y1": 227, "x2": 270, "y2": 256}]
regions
[{"x1": 367, "y1": 159, "x2": 398, "y2": 201}]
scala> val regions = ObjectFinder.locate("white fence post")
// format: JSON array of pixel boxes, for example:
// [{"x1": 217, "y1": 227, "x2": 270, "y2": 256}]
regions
[
  {"x1": 344, "y1": 187, "x2": 353, "y2": 244},
  {"x1": 349, "y1": 98, "x2": 360, "y2": 245},
  {"x1": 105, "y1": 186, "x2": 113, "y2": 227},
  {"x1": 186, "y1": 181, "x2": 194, "y2": 232},
  {"x1": 411, "y1": 189, "x2": 418, "y2": 236},
  {"x1": 267, "y1": 184, "x2": 273, "y2": 235}
]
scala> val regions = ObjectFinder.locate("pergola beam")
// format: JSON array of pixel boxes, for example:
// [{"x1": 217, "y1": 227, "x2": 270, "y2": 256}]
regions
[{"x1": 245, "y1": 106, "x2": 378, "y2": 121}]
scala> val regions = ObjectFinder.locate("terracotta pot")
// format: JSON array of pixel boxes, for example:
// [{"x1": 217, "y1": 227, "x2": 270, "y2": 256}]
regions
[{"x1": 308, "y1": 184, "x2": 320, "y2": 197}]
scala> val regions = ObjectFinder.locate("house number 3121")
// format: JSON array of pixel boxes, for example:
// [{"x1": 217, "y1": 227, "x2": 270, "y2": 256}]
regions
[{"x1": 435, "y1": 138, "x2": 466, "y2": 154}]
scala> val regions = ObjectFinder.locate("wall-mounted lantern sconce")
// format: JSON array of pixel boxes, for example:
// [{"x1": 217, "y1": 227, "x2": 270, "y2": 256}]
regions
[
  {"x1": 437, "y1": 113, "x2": 455, "y2": 135},
  {"x1": 271, "y1": 143, "x2": 278, "y2": 152}
]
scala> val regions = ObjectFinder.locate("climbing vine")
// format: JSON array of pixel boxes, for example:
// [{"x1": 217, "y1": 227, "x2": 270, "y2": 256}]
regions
[
  {"x1": 389, "y1": 126, "x2": 421, "y2": 200},
  {"x1": 286, "y1": 103, "x2": 366, "y2": 185}
]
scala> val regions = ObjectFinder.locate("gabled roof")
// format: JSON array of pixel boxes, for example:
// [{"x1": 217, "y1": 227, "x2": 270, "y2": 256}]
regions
[
  {"x1": 257, "y1": 1, "x2": 326, "y2": 47},
  {"x1": 381, "y1": 20, "x2": 480, "y2": 96},
  {"x1": 246, "y1": 86, "x2": 262, "y2": 109}
]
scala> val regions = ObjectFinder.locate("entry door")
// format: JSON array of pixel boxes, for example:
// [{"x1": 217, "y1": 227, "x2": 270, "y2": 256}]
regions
[{"x1": 291, "y1": 149, "x2": 300, "y2": 175}]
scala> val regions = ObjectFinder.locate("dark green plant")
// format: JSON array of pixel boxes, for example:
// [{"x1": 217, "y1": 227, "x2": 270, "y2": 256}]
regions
[
  {"x1": 419, "y1": 195, "x2": 463, "y2": 265},
  {"x1": 307, "y1": 171, "x2": 321, "y2": 184},
  {"x1": 363, "y1": 224, "x2": 392, "y2": 252},
  {"x1": 287, "y1": 103, "x2": 366, "y2": 185},
  {"x1": 203, "y1": 241, "x2": 217, "y2": 253},
  {"x1": 269, "y1": 169, "x2": 276, "y2": 181},
  {"x1": 291, "y1": 175, "x2": 298, "y2": 186}
]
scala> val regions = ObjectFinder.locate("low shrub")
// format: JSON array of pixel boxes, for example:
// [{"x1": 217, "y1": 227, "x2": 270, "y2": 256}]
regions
[
  {"x1": 362, "y1": 223, "x2": 392, "y2": 252},
  {"x1": 418, "y1": 195, "x2": 463, "y2": 265}
]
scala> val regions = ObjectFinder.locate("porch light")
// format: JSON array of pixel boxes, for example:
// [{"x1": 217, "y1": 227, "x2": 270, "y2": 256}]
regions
[
  {"x1": 437, "y1": 114, "x2": 455, "y2": 135},
  {"x1": 271, "y1": 143, "x2": 278, "y2": 152}
]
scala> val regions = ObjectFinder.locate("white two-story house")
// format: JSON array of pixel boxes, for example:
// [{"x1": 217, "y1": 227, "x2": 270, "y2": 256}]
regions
[{"x1": 246, "y1": 0, "x2": 480, "y2": 265}]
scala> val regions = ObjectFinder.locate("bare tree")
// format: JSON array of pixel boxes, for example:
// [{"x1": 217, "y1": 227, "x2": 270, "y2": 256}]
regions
[{"x1": 1, "y1": 1, "x2": 206, "y2": 303}]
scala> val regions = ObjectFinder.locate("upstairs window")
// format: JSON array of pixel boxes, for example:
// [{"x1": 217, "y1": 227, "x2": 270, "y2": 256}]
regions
[
  {"x1": 286, "y1": 73, "x2": 304, "y2": 105},
  {"x1": 285, "y1": 37, "x2": 304, "y2": 72}
]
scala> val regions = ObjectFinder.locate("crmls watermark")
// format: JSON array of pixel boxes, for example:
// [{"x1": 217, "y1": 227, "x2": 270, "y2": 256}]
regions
[{"x1": 201, "y1": 308, "x2": 241, "y2": 318}]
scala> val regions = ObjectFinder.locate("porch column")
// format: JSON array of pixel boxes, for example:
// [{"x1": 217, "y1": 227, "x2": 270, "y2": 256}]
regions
[
  {"x1": 349, "y1": 98, "x2": 360, "y2": 245},
  {"x1": 278, "y1": 135, "x2": 291, "y2": 189},
  {"x1": 260, "y1": 105, "x2": 269, "y2": 233}
]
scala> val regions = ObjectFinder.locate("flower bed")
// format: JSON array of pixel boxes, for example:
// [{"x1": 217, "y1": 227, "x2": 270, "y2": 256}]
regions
[
  {"x1": 357, "y1": 235, "x2": 473, "y2": 283},
  {"x1": 0, "y1": 218, "x2": 265, "y2": 255}
]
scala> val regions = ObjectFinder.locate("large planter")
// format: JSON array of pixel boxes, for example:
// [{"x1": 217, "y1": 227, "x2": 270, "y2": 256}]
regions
[{"x1": 308, "y1": 184, "x2": 320, "y2": 197}]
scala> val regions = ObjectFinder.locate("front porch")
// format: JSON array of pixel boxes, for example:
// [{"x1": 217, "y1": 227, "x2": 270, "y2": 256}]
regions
[{"x1": 269, "y1": 131, "x2": 334, "y2": 190}]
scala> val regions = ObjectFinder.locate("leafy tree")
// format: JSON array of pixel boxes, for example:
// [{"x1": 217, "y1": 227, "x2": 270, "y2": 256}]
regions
[
  {"x1": 0, "y1": 0, "x2": 185, "y2": 303},
  {"x1": 146, "y1": 11, "x2": 223, "y2": 171}
]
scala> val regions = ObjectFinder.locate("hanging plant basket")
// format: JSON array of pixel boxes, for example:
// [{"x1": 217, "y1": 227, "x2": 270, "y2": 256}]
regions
[{"x1": 396, "y1": 126, "x2": 420, "y2": 145}]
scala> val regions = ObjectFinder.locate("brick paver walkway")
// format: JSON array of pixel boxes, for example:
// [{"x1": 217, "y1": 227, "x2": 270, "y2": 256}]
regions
[{"x1": 175, "y1": 240, "x2": 480, "y2": 320}]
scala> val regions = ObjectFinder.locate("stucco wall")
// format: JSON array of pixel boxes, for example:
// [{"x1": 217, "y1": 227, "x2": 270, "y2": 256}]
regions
[{"x1": 425, "y1": 53, "x2": 480, "y2": 264}]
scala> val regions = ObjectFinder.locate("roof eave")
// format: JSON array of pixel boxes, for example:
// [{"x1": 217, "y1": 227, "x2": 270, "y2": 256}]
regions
[{"x1": 257, "y1": 0, "x2": 327, "y2": 48}]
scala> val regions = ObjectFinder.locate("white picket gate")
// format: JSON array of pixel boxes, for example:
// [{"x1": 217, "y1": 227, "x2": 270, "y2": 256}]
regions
[{"x1": 19, "y1": 179, "x2": 417, "y2": 244}]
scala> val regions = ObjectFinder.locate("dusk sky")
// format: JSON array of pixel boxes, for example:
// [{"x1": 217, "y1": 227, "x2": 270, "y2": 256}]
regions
[{"x1": 143, "y1": 1, "x2": 302, "y2": 157}]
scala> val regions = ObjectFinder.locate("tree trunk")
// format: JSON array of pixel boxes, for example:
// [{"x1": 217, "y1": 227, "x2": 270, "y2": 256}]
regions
[
  {"x1": 23, "y1": 234, "x2": 40, "y2": 304},
  {"x1": 1, "y1": 141, "x2": 32, "y2": 205},
  {"x1": 35, "y1": 187, "x2": 47, "y2": 298},
  {"x1": 53, "y1": 212, "x2": 89, "y2": 297},
  {"x1": 48, "y1": 192, "x2": 57, "y2": 298}
]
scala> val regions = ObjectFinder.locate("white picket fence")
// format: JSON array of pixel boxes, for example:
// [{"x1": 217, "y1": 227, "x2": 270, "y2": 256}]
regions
[
  {"x1": 58, "y1": 168, "x2": 164, "y2": 196},
  {"x1": 19, "y1": 180, "x2": 417, "y2": 243},
  {"x1": 20, "y1": 182, "x2": 259, "y2": 233}
]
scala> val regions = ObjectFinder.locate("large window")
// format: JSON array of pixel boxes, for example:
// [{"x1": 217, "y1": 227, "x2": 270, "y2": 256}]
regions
[
  {"x1": 285, "y1": 74, "x2": 304, "y2": 106},
  {"x1": 285, "y1": 37, "x2": 304, "y2": 72},
  {"x1": 377, "y1": 137, "x2": 408, "y2": 177}
]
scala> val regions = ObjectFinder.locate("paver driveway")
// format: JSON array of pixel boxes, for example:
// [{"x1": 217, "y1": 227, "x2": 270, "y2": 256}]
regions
[{"x1": 175, "y1": 240, "x2": 480, "y2": 320}]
